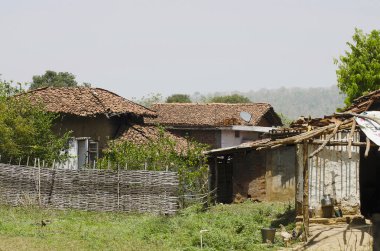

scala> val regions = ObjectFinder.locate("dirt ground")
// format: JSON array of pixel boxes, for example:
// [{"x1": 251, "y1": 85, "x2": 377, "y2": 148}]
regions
[{"x1": 286, "y1": 222, "x2": 373, "y2": 251}]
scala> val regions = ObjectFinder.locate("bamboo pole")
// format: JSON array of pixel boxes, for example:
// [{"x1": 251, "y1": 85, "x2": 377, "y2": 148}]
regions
[
  {"x1": 309, "y1": 121, "x2": 342, "y2": 158},
  {"x1": 365, "y1": 137, "x2": 371, "y2": 158},
  {"x1": 302, "y1": 141, "x2": 310, "y2": 240},
  {"x1": 348, "y1": 120, "x2": 357, "y2": 159},
  {"x1": 38, "y1": 159, "x2": 41, "y2": 206}
]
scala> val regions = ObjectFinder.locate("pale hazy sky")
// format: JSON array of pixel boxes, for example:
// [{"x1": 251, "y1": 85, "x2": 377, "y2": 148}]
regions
[{"x1": 1, "y1": 0, "x2": 379, "y2": 98}]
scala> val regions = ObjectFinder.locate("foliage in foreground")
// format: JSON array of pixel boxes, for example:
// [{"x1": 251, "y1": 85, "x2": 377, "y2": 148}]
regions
[
  {"x1": 101, "y1": 128, "x2": 209, "y2": 197},
  {"x1": 0, "y1": 202, "x2": 295, "y2": 251},
  {"x1": 335, "y1": 28, "x2": 380, "y2": 106},
  {"x1": 0, "y1": 79, "x2": 70, "y2": 163}
]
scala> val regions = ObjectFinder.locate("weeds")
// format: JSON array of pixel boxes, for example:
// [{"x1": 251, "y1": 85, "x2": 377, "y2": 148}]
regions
[{"x1": 0, "y1": 201, "x2": 294, "y2": 251}]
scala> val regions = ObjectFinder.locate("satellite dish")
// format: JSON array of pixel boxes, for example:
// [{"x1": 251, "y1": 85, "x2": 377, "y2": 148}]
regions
[{"x1": 240, "y1": 111, "x2": 252, "y2": 123}]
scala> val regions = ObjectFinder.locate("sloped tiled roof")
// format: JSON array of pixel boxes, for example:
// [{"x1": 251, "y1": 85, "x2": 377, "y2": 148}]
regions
[
  {"x1": 147, "y1": 103, "x2": 282, "y2": 127},
  {"x1": 117, "y1": 124, "x2": 189, "y2": 153},
  {"x1": 22, "y1": 87, "x2": 156, "y2": 117}
]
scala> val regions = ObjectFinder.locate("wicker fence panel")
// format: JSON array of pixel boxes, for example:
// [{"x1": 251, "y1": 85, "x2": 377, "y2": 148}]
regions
[{"x1": 0, "y1": 164, "x2": 179, "y2": 214}]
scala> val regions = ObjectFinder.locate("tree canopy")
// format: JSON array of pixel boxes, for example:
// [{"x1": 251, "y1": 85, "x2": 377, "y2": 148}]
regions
[
  {"x1": 209, "y1": 94, "x2": 251, "y2": 103},
  {"x1": 0, "y1": 78, "x2": 70, "y2": 164},
  {"x1": 166, "y1": 94, "x2": 191, "y2": 103},
  {"x1": 30, "y1": 71, "x2": 78, "y2": 90},
  {"x1": 335, "y1": 28, "x2": 380, "y2": 106}
]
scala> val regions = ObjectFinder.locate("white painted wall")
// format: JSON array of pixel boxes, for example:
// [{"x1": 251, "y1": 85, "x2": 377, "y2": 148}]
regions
[
  {"x1": 297, "y1": 131, "x2": 360, "y2": 215},
  {"x1": 220, "y1": 130, "x2": 259, "y2": 148}
]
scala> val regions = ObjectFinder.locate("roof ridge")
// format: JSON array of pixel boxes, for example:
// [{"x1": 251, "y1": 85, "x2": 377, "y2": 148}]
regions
[
  {"x1": 95, "y1": 87, "x2": 157, "y2": 115},
  {"x1": 152, "y1": 102, "x2": 272, "y2": 106}
]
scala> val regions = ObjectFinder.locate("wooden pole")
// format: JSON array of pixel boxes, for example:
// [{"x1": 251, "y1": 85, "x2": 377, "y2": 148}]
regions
[
  {"x1": 302, "y1": 141, "x2": 310, "y2": 240},
  {"x1": 38, "y1": 159, "x2": 41, "y2": 206},
  {"x1": 117, "y1": 165, "x2": 120, "y2": 211},
  {"x1": 365, "y1": 137, "x2": 371, "y2": 158},
  {"x1": 348, "y1": 120, "x2": 357, "y2": 159}
]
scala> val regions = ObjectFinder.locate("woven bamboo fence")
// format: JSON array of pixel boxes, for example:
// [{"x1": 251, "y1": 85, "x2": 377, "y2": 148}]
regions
[{"x1": 0, "y1": 163, "x2": 179, "y2": 214}]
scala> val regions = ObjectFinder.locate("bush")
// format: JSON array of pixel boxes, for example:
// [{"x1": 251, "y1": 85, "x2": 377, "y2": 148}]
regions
[
  {"x1": 0, "y1": 79, "x2": 70, "y2": 164},
  {"x1": 100, "y1": 127, "x2": 209, "y2": 198}
]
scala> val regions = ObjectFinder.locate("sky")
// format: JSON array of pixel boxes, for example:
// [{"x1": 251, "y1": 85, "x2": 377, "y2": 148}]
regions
[{"x1": 1, "y1": 0, "x2": 380, "y2": 99}]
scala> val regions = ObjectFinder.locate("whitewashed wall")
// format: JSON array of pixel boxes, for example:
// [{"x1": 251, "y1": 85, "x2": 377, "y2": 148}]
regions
[
  {"x1": 297, "y1": 131, "x2": 360, "y2": 215},
  {"x1": 221, "y1": 130, "x2": 259, "y2": 148}
]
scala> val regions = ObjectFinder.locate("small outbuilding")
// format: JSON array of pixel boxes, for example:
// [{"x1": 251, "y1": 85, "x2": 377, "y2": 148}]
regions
[{"x1": 147, "y1": 103, "x2": 283, "y2": 149}]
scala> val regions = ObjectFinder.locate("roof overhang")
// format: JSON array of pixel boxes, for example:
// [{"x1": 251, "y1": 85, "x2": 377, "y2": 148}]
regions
[{"x1": 219, "y1": 125, "x2": 277, "y2": 132}]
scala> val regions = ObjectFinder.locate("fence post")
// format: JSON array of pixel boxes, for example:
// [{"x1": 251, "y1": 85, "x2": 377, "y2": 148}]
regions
[
  {"x1": 117, "y1": 165, "x2": 120, "y2": 211},
  {"x1": 38, "y1": 159, "x2": 41, "y2": 206}
]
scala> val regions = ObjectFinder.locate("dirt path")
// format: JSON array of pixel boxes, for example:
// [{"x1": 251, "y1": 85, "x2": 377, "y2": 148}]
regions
[{"x1": 285, "y1": 223, "x2": 373, "y2": 250}]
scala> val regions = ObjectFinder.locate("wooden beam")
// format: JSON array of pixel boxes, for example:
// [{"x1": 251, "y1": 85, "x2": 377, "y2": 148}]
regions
[
  {"x1": 310, "y1": 140, "x2": 369, "y2": 147},
  {"x1": 302, "y1": 142, "x2": 310, "y2": 240},
  {"x1": 348, "y1": 120, "x2": 357, "y2": 159},
  {"x1": 365, "y1": 137, "x2": 371, "y2": 158},
  {"x1": 309, "y1": 121, "x2": 342, "y2": 158}
]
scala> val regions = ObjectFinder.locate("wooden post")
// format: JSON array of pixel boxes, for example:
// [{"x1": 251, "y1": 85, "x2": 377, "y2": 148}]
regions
[
  {"x1": 117, "y1": 165, "x2": 120, "y2": 211},
  {"x1": 302, "y1": 141, "x2": 310, "y2": 240},
  {"x1": 38, "y1": 159, "x2": 41, "y2": 206},
  {"x1": 214, "y1": 157, "x2": 218, "y2": 202}
]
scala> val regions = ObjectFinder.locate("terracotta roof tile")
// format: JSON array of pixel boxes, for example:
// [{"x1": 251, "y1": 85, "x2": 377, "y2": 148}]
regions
[
  {"x1": 147, "y1": 103, "x2": 282, "y2": 127},
  {"x1": 116, "y1": 124, "x2": 189, "y2": 153},
  {"x1": 22, "y1": 87, "x2": 156, "y2": 117}
]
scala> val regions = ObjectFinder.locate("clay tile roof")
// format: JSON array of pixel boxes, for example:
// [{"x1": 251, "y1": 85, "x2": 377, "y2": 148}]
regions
[
  {"x1": 117, "y1": 124, "x2": 189, "y2": 153},
  {"x1": 147, "y1": 103, "x2": 282, "y2": 127},
  {"x1": 345, "y1": 89, "x2": 380, "y2": 114},
  {"x1": 22, "y1": 87, "x2": 156, "y2": 117}
]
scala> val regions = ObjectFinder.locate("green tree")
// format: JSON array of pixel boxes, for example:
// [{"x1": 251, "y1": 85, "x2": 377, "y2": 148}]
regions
[
  {"x1": 277, "y1": 113, "x2": 292, "y2": 127},
  {"x1": 166, "y1": 94, "x2": 191, "y2": 103},
  {"x1": 335, "y1": 28, "x2": 380, "y2": 106},
  {"x1": 209, "y1": 94, "x2": 251, "y2": 103},
  {"x1": 0, "y1": 78, "x2": 70, "y2": 164},
  {"x1": 30, "y1": 70, "x2": 79, "y2": 90}
]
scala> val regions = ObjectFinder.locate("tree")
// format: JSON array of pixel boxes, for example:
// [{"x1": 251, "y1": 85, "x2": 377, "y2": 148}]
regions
[
  {"x1": 166, "y1": 94, "x2": 191, "y2": 103},
  {"x1": 30, "y1": 70, "x2": 80, "y2": 90},
  {"x1": 0, "y1": 78, "x2": 70, "y2": 164},
  {"x1": 132, "y1": 93, "x2": 163, "y2": 108},
  {"x1": 335, "y1": 28, "x2": 380, "y2": 106},
  {"x1": 209, "y1": 94, "x2": 251, "y2": 103}
]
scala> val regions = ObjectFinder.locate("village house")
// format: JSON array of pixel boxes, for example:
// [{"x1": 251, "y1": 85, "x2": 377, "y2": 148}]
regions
[
  {"x1": 206, "y1": 89, "x2": 380, "y2": 222},
  {"x1": 147, "y1": 103, "x2": 283, "y2": 149},
  {"x1": 24, "y1": 87, "x2": 187, "y2": 169}
]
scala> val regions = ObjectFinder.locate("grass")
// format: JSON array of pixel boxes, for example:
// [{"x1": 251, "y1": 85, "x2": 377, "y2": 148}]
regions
[{"x1": 0, "y1": 201, "x2": 295, "y2": 251}]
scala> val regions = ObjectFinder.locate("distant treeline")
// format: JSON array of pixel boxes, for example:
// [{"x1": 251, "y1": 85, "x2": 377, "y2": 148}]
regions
[{"x1": 192, "y1": 86, "x2": 345, "y2": 120}]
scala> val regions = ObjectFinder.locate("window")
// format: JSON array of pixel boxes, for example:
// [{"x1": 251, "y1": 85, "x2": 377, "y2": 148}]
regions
[
  {"x1": 88, "y1": 140, "x2": 99, "y2": 165},
  {"x1": 234, "y1": 131, "x2": 240, "y2": 138}
]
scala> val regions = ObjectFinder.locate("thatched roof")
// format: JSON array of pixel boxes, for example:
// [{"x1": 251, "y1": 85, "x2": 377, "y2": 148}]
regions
[
  {"x1": 147, "y1": 103, "x2": 282, "y2": 127},
  {"x1": 22, "y1": 87, "x2": 156, "y2": 117}
]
